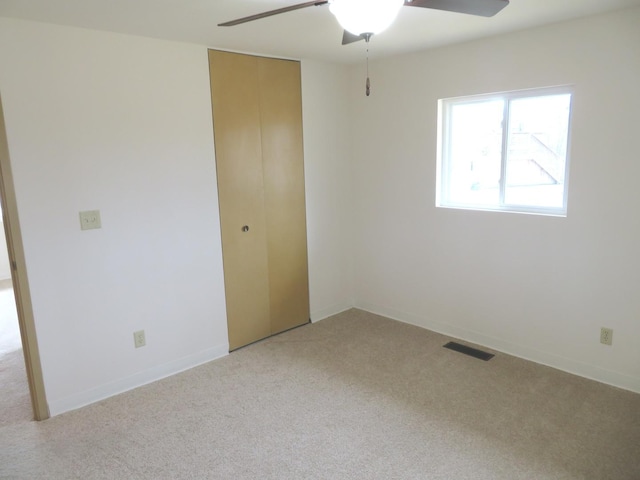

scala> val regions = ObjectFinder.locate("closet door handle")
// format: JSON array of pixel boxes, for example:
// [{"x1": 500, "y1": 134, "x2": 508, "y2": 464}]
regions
[{"x1": 242, "y1": 225, "x2": 249, "y2": 232}]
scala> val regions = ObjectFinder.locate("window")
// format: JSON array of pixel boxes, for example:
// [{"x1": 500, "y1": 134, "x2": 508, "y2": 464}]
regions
[{"x1": 437, "y1": 86, "x2": 573, "y2": 216}]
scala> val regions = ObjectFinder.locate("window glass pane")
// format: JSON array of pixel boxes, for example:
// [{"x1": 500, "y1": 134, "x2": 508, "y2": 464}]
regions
[
  {"x1": 446, "y1": 100, "x2": 503, "y2": 206},
  {"x1": 505, "y1": 94, "x2": 571, "y2": 208}
]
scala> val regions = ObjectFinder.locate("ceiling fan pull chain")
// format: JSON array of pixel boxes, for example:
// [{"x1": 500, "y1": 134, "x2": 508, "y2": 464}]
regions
[{"x1": 365, "y1": 35, "x2": 371, "y2": 97}]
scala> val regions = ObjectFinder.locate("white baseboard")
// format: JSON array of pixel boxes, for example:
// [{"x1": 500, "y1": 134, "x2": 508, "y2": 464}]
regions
[
  {"x1": 310, "y1": 301, "x2": 354, "y2": 323},
  {"x1": 356, "y1": 302, "x2": 640, "y2": 394},
  {"x1": 48, "y1": 343, "x2": 229, "y2": 416}
]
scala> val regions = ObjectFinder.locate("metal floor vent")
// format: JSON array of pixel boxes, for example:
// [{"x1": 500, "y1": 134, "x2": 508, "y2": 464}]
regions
[{"x1": 443, "y1": 341, "x2": 494, "y2": 361}]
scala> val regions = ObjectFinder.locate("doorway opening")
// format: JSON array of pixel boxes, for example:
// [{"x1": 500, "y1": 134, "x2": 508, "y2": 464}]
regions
[
  {"x1": 0, "y1": 93, "x2": 49, "y2": 421},
  {"x1": 0, "y1": 204, "x2": 32, "y2": 427}
]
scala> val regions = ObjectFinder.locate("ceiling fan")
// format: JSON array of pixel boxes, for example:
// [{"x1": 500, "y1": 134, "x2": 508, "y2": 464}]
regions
[
  {"x1": 219, "y1": 0, "x2": 510, "y2": 45},
  {"x1": 219, "y1": 0, "x2": 509, "y2": 96}
]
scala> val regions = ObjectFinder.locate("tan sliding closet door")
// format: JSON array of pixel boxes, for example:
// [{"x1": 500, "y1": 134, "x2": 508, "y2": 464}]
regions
[
  {"x1": 257, "y1": 57, "x2": 310, "y2": 335},
  {"x1": 209, "y1": 50, "x2": 310, "y2": 351},
  {"x1": 209, "y1": 50, "x2": 272, "y2": 350}
]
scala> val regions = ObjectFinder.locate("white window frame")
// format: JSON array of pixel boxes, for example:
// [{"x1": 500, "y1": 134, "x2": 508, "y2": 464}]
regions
[{"x1": 436, "y1": 86, "x2": 574, "y2": 217}]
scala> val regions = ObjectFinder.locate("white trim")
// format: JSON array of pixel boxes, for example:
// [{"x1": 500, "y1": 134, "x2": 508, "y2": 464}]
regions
[
  {"x1": 436, "y1": 203, "x2": 567, "y2": 218},
  {"x1": 356, "y1": 302, "x2": 640, "y2": 394},
  {"x1": 310, "y1": 301, "x2": 354, "y2": 323},
  {"x1": 48, "y1": 344, "x2": 229, "y2": 416}
]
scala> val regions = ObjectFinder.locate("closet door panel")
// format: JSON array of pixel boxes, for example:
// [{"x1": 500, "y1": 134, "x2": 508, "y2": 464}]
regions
[
  {"x1": 209, "y1": 50, "x2": 271, "y2": 350},
  {"x1": 258, "y1": 57, "x2": 310, "y2": 335}
]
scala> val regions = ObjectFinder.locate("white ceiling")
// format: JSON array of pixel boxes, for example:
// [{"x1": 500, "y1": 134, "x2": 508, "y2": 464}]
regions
[{"x1": 1, "y1": 0, "x2": 639, "y2": 63}]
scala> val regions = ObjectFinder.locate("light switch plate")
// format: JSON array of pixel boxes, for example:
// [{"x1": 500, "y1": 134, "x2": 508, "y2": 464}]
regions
[{"x1": 79, "y1": 210, "x2": 101, "y2": 230}]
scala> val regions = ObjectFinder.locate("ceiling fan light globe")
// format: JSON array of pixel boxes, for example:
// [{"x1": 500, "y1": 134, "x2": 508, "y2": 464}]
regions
[{"x1": 329, "y1": 0, "x2": 404, "y2": 36}]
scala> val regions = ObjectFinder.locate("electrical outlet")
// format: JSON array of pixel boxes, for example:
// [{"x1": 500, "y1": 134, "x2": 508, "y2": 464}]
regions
[
  {"x1": 133, "y1": 330, "x2": 146, "y2": 348},
  {"x1": 600, "y1": 327, "x2": 613, "y2": 346}
]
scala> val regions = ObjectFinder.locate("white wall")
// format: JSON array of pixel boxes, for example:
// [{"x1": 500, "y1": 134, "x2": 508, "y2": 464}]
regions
[
  {"x1": 0, "y1": 19, "x2": 230, "y2": 414},
  {"x1": 301, "y1": 60, "x2": 354, "y2": 321},
  {"x1": 350, "y1": 7, "x2": 640, "y2": 393},
  {"x1": 0, "y1": 18, "x2": 354, "y2": 415}
]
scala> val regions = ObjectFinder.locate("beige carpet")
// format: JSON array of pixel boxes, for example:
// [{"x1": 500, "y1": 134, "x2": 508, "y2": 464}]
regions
[
  {"x1": 0, "y1": 280, "x2": 33, "y2": 430},
  {"x1": 1, "y1": 309, "x2": 639, "y2": 479},
  {"x1": 0, "y1": 349, "x2": 32, "y2": 429}
]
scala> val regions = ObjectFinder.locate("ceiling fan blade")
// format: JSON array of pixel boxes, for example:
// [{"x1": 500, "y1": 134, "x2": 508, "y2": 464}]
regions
[
  {"x1": 342, "y1": 30, "x2": 365, "y2": 45},
  {"x1": 219, "y1": 1, "x2": 328, "y2": 27},
  {"x1": 404, "y1": 0, "x2": 509, "y2": 17}
]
